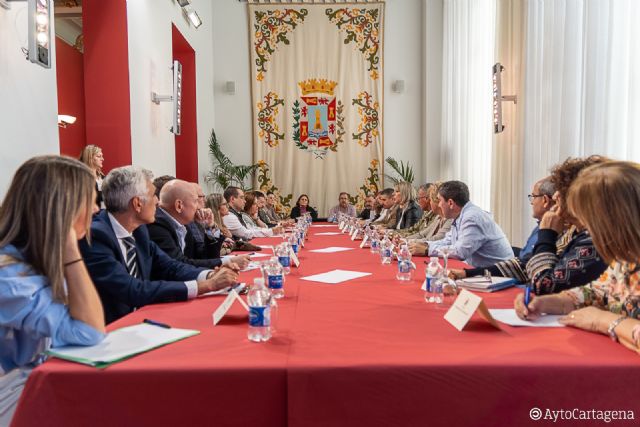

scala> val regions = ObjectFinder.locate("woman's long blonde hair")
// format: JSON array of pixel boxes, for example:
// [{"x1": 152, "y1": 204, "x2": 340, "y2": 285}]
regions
[
  {"x1": 79, "y1": 144, "x2": 104, "y2": 178},
  {"x1": 395, "y1": 181, "x2": 416, "y2": 207},
  {"x1": 567, "y1": 161, "x2": 640, "y2": 264},
  {"x1": 0, "y1": 155, "x2": 95, "y2": 303},
  {"x1": 206, "y1": 193, "x2": 229, "y2": 234}
]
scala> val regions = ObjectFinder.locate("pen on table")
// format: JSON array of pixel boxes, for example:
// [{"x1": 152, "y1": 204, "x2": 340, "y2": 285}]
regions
[
  {"x1": 143, "y1": 318, "x2": 171, "y2": 329},
  {"x1": 524, "y1": 284, "x2": 531, "y2": 307}
]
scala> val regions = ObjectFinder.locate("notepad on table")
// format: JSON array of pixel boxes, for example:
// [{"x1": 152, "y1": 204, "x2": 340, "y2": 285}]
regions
[
  {"x1": 489, "y1": 309, "x2": 565, "y2": 327},
  {"x1": 456, "y1": 276, "x2": 516, "y2": 292},
  {"x1": 300, "y1": 269, "x2": 371, "y2": 284},
  {"x1": 46, "y1": 323, "x2": 200, "y2": 368}
]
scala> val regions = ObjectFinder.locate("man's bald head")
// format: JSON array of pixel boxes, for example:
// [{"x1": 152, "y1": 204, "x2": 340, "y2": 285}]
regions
[{"x1": 159, "y1": 179, "x2": 199, "y2": 224}]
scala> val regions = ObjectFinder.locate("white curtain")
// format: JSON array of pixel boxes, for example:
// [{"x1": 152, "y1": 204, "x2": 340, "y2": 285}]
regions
[
  {"x1": 441, "y1": 0, "x2": 497, "y2": 211},
  {"x1": 520, "y1": 0, "x2": 640, "y2": 241}
]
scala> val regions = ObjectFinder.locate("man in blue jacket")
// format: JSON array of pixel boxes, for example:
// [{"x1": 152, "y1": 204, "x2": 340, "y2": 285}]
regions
[{"x1": 80, "y1": 166, "x2": 238, "y2": 323}]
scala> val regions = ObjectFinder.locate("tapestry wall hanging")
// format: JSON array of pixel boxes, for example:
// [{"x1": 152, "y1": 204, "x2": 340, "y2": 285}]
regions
[{"x1": 249, "y1": 1, "x2": 384, "y2": 217}]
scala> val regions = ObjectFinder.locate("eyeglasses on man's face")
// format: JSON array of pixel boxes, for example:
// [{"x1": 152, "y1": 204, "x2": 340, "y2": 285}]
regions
[{"x1": 527, "y1": 194, "x2": 544, "y2": 203}]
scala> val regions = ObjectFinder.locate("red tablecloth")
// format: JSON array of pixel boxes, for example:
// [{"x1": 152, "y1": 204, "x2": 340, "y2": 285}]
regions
[{"x1": 12, "y1": 224, "x2": 640, "y2": 427}]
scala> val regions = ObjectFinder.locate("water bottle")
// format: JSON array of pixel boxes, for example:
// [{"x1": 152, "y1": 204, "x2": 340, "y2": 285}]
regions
[
  {"x1": 275, "y1": 242, "x2": 291, "y2": 274},
  {"x1": 370, "y1": 231, "x2": 380, "y2": 254},
  {"x1": 288, "y1": 233, "x2": 299, "y2": 254},
  {"x1": 247, "y1": 278, "x2": 272, "y2": 342},
  {"x1": 424, "y1": 257, "x2": 442, "y2": 303},
  {"x1": 380, "y1": 235, "x2": 393, "y2": 264},
  {"x1": 266, "y1": 256, "x2": 285, "y2": 299},
  {"x1": 396, "y1": 244, "x2": 413, "y2": 281}
]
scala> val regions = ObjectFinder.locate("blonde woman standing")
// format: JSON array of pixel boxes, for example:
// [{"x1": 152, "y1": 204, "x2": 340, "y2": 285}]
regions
[
  {"x1": 79, "y1": 144, "x2": 105, "y2": 207},
  {"x1": 0, "y1": 156, "x2": 106, "y2": 424}
]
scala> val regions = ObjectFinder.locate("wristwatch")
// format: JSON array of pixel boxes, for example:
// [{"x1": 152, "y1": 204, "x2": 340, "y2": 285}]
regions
[{"x1": 607, "y1": 315, "x2": 627, "y2": 342}]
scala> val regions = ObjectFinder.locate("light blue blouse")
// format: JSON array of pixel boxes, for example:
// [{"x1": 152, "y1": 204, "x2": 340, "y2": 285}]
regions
[{"x1": 0, "y1": 244, "x2": 105, "y2": 374}]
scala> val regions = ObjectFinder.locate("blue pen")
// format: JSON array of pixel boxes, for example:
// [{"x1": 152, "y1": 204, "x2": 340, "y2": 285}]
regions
[
  {"x1": 143, "y1": 318, "x2": 171, "y2": 329},
  {"x1": 524, "y1": 285, "x2": 531, "y2": 307}
]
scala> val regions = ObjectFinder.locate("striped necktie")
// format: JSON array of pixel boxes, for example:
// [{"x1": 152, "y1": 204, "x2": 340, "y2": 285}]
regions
[{"x1": 122, "y1": 236, "x2": 140, "y2": 279}]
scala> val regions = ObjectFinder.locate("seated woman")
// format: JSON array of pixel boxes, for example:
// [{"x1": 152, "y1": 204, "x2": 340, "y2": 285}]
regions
[
  {"x1": 0, "y1": 156, "x2": 106, "y2": 424},
  {"x1": 290, "y1": 194, "x2": 319, "y2": 221},
  {"x1": 206, "y1": 193, "x2": 255, "y2": 254},
  {"x1": 391, "y1": 181, "x2": 423, "y2": 230},
  {"x1": 406, "y1": 183, "x2": 453, "y2": 254},
  {"x1": 515, "y1": 161, "x2": 640, "y2": 354},
  {"x1": 449, "y1": 156, "x2": 608, "y2": 295}
]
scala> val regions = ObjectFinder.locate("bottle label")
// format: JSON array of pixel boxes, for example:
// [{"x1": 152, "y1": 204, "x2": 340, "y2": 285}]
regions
[
  {"x1": 371, "y1": 240, "x2": 378, "y2": 248},
  {"x1": 278, "y1": 256, "x2": 290, "y2": 267},
  {"x1": 249, "y1": 306, "x2": 271, "y2": 327},
  {"x1": 268, "y1": 274, "x2": 284, "y2": 289},
  {"x1": 382, "y1": 249, "x2": 391, "y2": 257},
  {"x1": 291, "y1": 244, "x2": 299, "y2": 253},
  {"x1": 398, "y1": 261, "x2": 411, "y2": 273},
  {"x1": 426, "y1": 277, "x2": 432, "y2": 292}
]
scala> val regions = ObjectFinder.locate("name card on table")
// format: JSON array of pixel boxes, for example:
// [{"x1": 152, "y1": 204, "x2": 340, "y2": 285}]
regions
[
  {"x1": 212, "y1": 289, "x2": 249, "y2": 326},
  {"x1": 339, "y1": 221, "x2": 346, "y2": 231},
  {"x1": 350, "y1": 228, "x2": 359, "y2": 241},
  {"x1": 359, "y1": 234, "x2": 369, "y2": 248},
  {"x1": 289, "y1": 247, "x2": 300, "y2": 267},
  {"x1": 444, "y1": 289, "x2": 501, "y2": 331}
]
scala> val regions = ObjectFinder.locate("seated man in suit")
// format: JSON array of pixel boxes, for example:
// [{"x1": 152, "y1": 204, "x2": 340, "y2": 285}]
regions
[
  {"x1": 372, "y1": 188, "x2": 398, "y2": 228},
  {"x1": 223, "y1": 186, "x2": 283, "y2": 240},
  {"x1": 358, "y1": 195, "x2": 376, "y2": 221},
  {"x1": 147, "y1": 179, "x2": 250, "y2": 269},
  {"x1": 79, "y1": 166, "x2": 238, "y2": 323},
  {"x1": 410, "y1": 180, "x2": 513, "y2": 268}
]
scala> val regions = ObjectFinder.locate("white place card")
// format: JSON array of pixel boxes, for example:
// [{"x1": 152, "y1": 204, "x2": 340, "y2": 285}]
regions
[
  {"x1": 444, "y1": 289, "x2": 501, "y2": 331},
  {"x1": 339, "y1": 221, "x2": 346, "y2": 231},
  {"x1": 300, "y1": 269, "x2": 371, "y2": 284},
  {"x1": 359, "y1": 234, "x2": 369, "y2": 248},
  {"x1": 350, "y1": 229, "x2": 359, "y2": 240},
  {"x1": 212, "y1": 289, "x2": 248, "y2": 326},
  {"x1": 309, "y1": 246, "x2": 354, "y2": 254},
  {"x1": 289, "y1": 247, "x2": 300, "y2": 267}
]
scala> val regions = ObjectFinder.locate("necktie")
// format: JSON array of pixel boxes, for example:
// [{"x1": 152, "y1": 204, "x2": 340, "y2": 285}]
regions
[{"x1": 122, "y1": 236, "x2": 140, "y2": 279}]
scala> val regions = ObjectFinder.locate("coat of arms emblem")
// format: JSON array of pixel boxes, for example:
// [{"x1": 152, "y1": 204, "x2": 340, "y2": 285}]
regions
[{"x1": 292, "y1": 79, "x2": 345, "y2": 159}]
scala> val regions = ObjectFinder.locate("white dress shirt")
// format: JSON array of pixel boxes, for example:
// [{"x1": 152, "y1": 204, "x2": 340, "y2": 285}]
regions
[{"x1": 223, "y1": 212, "x2": 273, "y2": 240}]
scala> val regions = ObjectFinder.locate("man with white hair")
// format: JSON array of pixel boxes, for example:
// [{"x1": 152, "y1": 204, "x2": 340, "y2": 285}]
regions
[
  {"x1": 147, "y1": 179, "x2": 250, "y2": 269},
  {"x1": 79, "y1": 166, "x2": 239, "y2": 324}
]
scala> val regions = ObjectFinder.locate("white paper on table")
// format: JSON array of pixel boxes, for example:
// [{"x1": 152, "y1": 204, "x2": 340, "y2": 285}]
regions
[
  {"x1": 300, "y1": 269, "x2": 371, "y2": 284},
  {"x1": 202, "y1": 283, "x2": 247, "y2": 296},
  {"x1": 488, "y1": 309, "x2": 565, "y2": 327},
  {"x1": 314, "y1": 232, "x2": 343, "y2": 236},
  {"x1": 311, "y1": 225, "x2": 337, "y2": 228},
  {"x1": 309, "y1": 246, "x2": 355, "y2": 254}
]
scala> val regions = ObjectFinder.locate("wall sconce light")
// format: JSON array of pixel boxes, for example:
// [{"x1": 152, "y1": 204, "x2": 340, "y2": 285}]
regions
[
  {"x1": 57, "y1": 114, "x2": 77, "y2": 128},
  {"x1": 225, "y1": 81, "x2": 236, "y2": 95},
  {"x1": 492, "y1": 63, "x2": 517, "y2": 133},
  {"x1": 391, "y1": 80, "x2": 404, "y2": 93},
  {"x1": 183, "y1": 6, "x2": 202, "y2": 28},
  {"x1": 151, "y1": 60, "x2": 183, "y2": 135},
  {"x1": 5, "y1": 0, "x2": 52, "y2": 67}
]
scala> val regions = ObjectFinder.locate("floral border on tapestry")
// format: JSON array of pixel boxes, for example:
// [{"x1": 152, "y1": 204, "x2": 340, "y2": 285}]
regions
[
  {"x1": 326, "y1": 8, "x2": 381, "y2": 80},
  {"x1": 254, "y1": 9, "x2": 309, "y2": 81},
  {"x1": 257, "y1": 160, "x2": 294, "y2": 216}
]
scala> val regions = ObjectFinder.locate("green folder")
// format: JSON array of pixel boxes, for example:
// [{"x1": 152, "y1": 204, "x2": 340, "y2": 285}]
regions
[{"x1": 46, "y1": 323, "x2": 200, "y2": 368}]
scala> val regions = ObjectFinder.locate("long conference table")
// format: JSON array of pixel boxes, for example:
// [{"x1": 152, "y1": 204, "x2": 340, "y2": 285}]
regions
[{"x1": 12, "y1": 223, "x2": 640, "y2": 427}]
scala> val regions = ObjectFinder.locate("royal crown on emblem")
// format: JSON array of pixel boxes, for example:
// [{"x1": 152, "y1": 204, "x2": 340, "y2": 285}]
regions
[{"x1": 298, "y1": 79, "x2": 338, "y2": 96}]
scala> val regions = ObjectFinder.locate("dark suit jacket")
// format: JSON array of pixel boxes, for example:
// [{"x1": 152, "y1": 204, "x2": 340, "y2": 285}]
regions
[
  {"x1": 358, "y1": 208, "x2": 372, "y2": 220},
  {"x1": 79, "y1": 210, "x2": 206, "y2": 324},
  {"x1": 395, "y1": 200, "x2": 423, "y2": 230},
  {"x1": 290, "y1": 206, "x2": 318, "y2": 221},
  {"x1": 147, "y1": 209, "x2": 223, "y2": 269}
]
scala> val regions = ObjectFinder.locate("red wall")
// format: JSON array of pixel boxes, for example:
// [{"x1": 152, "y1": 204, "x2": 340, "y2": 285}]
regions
[
  {"x1": 172, "y1": 24, "x2": 198, "y2": 182},
  {"x1": 83, "y1": 0, "x2": 132, "y2": 172},
  {"x1": 56, "y1": 37, "x2": 86, "y2": 158}
]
